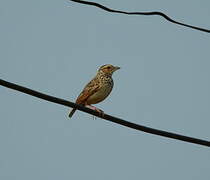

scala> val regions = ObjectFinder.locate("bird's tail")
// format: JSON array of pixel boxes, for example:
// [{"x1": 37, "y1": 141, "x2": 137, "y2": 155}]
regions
[{"x1": 68, "y1": 108, "x2": 77, "y2": 118}]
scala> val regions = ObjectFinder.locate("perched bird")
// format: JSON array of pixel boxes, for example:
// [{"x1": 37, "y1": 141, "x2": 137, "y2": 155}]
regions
[{"x1": 69, "y1": 64, "x2": 120, "y2": 118}]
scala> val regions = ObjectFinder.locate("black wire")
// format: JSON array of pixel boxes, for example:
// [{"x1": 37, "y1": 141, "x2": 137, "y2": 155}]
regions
[
  {"x1": 70, "y1": 0, "x2": 210, "y2": 33},
  {"x1": 0, "y1": 78, "x2": 209, "y2": 147}
]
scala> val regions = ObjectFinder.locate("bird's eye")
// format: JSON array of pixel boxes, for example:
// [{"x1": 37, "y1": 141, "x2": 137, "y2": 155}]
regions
[{"x1": 107, "y1": 66, "x2": 111, "y2": 69}]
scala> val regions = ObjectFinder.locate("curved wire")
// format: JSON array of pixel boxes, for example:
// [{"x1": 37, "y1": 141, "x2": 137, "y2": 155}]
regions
[
  {"x1": 70, "y1": 0, "x2": 210, "y2": 33},
  {"x1": 0, "y1": 78, "x2": 209, "y2": 147}
]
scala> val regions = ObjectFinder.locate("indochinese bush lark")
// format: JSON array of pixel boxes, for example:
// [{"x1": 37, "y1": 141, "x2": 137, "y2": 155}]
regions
[{"x1": 69, "y1": 64, "x2": 120, "y2": 118}]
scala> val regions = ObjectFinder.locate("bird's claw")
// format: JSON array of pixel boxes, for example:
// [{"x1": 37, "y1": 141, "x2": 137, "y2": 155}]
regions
[{"x1": 85, "y1": 105, "x2": 104, "y2": 118}]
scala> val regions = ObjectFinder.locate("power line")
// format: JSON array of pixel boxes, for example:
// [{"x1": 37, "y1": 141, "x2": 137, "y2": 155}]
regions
[
  {"x1": 0, "y1": 78, "x2": 209, "y2": 147},
  {"x1": 70, "y1": 0, "x2": 210, "y2": 33}
]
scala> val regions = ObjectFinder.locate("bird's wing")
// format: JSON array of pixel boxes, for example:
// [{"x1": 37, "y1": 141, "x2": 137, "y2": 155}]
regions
[{"x1": 76, "y1": 77, "x2": 100, "y2": 104}]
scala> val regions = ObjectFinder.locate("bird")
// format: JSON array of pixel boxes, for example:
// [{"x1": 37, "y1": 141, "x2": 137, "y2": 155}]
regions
[{"x1": 69, "y1": 64, "x2": 120, "y2": 118}]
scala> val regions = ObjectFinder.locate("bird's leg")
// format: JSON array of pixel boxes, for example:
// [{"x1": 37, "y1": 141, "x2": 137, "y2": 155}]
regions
[
  {"x1": 85, "y1": 105, "x2": 104, "y2": 117},
  {"x1": 85, "y1": 105, "x2": 103, "y2": 112}
]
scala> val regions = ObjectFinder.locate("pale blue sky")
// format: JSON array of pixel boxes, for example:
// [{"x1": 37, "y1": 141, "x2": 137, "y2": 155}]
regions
[{"x1": 0, "y1": 0, "x2": 210, "y2": 179}]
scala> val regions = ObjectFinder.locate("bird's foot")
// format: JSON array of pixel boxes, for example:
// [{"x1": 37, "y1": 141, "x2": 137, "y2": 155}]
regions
[{"x1": 85, "y1": 105, "x2": 104, "y2": 118}]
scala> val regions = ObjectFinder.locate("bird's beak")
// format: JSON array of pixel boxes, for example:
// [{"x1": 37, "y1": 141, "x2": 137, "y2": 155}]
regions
[{"x1": 114, "y1": 66, "x2": 120, "y2": 71}]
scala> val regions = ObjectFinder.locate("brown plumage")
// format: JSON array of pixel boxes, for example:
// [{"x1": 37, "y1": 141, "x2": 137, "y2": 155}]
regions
[{"x1": 69, "y1": 64, "x2": 120, "y2": 118}]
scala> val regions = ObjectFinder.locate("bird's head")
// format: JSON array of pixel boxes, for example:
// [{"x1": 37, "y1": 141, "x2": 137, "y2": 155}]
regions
[{"x1": 98, "y1": 64, "x2": 120, "y2": 76}]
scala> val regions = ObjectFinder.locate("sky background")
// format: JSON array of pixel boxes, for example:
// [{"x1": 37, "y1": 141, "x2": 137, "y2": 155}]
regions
[{"x1": 0, "y1": 0, "x2": 210, "y2": 179}]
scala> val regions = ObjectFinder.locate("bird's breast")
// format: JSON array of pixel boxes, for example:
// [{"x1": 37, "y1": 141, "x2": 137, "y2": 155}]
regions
[{"x1": 86, "y1": 81, "x2": 113, "y2": 105}]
